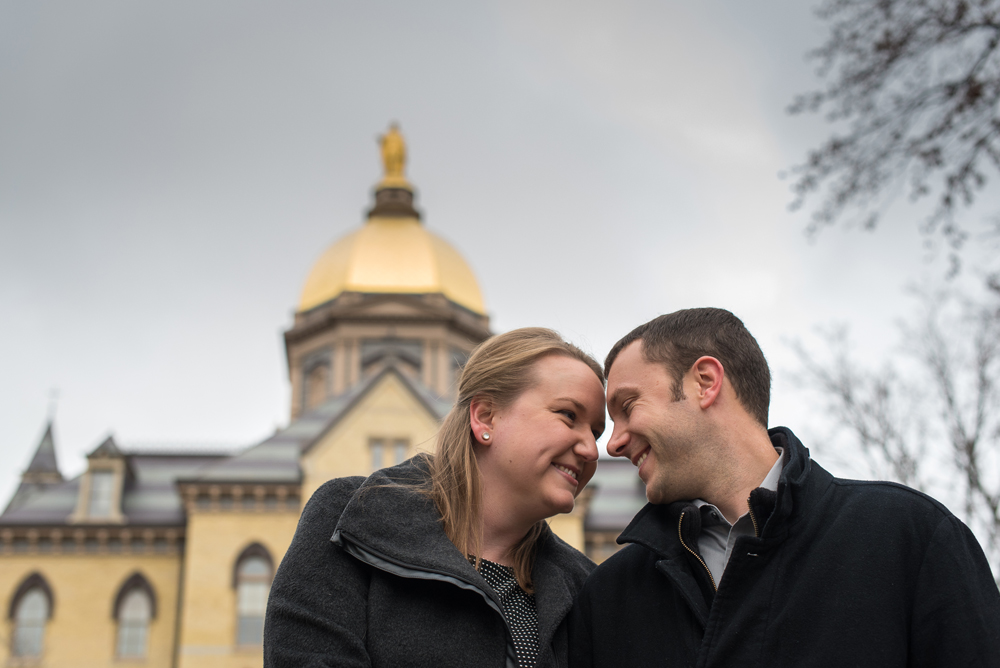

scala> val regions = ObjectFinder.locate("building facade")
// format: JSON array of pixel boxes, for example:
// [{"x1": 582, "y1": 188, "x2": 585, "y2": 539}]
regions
[{"x1": 0, "y1": 127, "x2": 644, "y2": 667}]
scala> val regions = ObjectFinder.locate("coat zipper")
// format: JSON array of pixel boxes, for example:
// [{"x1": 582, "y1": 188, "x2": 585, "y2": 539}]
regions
[
  {"x1": 678, "y1": 511, "x2": 717, "y2": 591},
  {"x1": 747, "y1": 495, "x2": 760, "y2": 537},
  {"x1": 336, "y1": 532, "x2": 520, "y2": 668}
]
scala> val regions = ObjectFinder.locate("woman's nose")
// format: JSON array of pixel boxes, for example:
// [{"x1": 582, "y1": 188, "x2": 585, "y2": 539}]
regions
[{"x1": 577, "y1": 434, "x2": 599, "y2": 462}]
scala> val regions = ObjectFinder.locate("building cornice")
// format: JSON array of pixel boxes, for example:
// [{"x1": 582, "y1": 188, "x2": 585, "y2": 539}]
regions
[
  {"x1": 0, "y1": 525, "x2": 185, "y2": 556},
  {"x1": 175, "y1": 481, "x2": 302, "y2": 514}
]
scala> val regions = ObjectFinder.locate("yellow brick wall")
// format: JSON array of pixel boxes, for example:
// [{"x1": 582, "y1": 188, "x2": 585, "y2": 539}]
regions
[
  {"x1": 300, "y1": 372, "x2": 441, "y2": 502},
  {"x1": 176, "y1": 513, "x2": 297, "y2": 668},
  {"x1": 0, "y1": 553, "x2": 181, "y2": 668}
]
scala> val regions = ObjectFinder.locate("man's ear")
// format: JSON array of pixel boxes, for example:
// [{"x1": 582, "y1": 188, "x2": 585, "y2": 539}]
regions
[
  {"x1": 469, "y1": 396, "x2": 496, "y2": 445},
  {"x1": 690, "y1": 356, "x2": 724, "y2": 410}
]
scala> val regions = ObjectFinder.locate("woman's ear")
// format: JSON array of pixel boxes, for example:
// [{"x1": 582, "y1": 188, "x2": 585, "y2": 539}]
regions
[{"x1": 469, "y1": 396, "x2": 496, "y2": 445}]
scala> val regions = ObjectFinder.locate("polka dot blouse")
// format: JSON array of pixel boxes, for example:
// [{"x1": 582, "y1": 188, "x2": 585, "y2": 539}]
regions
[{"x1": 473, "y1": 557, "x2": 540, "y2": 668}]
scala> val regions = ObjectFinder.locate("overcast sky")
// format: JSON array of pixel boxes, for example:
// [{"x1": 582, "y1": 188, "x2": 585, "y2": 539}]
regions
[{"x1": 2, "y1": 1, "x2": 992, "y2": 505}]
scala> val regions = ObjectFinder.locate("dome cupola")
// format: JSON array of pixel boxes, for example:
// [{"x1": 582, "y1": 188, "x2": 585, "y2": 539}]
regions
[
  {"x1": 297, "y1": 124, "x2": 485, "y2": 315},
  {"x1": 284, "y1": 125, "x2": 492, "y2": 419}
]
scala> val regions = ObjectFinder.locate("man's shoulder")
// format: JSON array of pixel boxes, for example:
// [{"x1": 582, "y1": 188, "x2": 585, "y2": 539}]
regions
[
  {"x1": 823, "y1": 473, "x2": 953, "y2": 521},
  {"x1": 798, "y1": 466, "x2": 962, "y2": 551}
]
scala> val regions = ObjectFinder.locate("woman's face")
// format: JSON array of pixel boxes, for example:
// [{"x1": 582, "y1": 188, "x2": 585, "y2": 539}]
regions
[{"x1": 476, "y1": 354, "x2": 606, "y2": 526}]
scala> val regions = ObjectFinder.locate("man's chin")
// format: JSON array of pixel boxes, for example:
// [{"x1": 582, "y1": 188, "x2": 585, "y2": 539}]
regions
[{"x1": 644, "y1": 481, "x2": 675, "y2": 505}]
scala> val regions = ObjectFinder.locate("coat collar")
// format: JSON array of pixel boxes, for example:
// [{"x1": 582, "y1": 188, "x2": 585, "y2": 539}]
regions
[
  {"x1": 331, "y1": 454, "x2": 481, "y2": 584},
  {"x1": 330, "y1": 453, "x2": 592, "y2": 655},
  {"x1": 617, "y1": 427, "x2": 818, "y2": 555}
]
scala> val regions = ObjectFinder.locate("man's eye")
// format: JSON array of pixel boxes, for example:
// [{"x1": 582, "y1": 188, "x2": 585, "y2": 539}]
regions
[{"x1": 622, "y1": 401, "x2": 634, "y2": 416}]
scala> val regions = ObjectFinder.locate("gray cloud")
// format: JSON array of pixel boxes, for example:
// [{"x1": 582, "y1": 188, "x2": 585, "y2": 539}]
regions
[{"x1": 0, "y1": 0, "x2": 973, "y2": 504}]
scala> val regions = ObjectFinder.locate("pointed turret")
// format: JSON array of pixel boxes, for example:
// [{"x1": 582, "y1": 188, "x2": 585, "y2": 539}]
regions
[
  {"x1": 22, "y1": 421, "x2": 63, "y2": 485},
  {"x1": 3, "y1": 421, "x2": 65, "y2": 514}
]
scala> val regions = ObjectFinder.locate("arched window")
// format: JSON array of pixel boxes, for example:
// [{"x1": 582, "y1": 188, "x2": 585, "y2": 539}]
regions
[
  {"x1": 113, "y1": 573, "x2": 156, "y2": 659},
  {"x1": 233, "y1": 544, "x2": 273, "y2": 646},
  {"x1": 8, "y1": 573, "x2": 54, "y2": 658}
]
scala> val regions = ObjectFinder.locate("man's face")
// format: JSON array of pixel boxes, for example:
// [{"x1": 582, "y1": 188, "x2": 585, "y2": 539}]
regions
[{"x1": 605, "y1": 341, "x2": 714, "y2": 504}]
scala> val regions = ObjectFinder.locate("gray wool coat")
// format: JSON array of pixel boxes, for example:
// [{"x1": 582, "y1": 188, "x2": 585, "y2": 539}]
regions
[{"x1": 263, "y1": 456, "x2": 595, "y2": 668}]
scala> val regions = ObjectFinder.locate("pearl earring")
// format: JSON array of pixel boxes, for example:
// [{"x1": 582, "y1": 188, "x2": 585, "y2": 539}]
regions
[{"x1": 482, "y1": 432, "x2": 490, "y2": 441}]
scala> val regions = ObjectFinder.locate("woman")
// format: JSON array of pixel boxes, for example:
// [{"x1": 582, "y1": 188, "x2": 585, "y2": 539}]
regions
[{"x1": 264, "y1": 328, "x2": 605, "y2": 668}]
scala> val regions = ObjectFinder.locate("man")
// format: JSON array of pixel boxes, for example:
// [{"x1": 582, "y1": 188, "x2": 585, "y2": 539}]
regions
[{"x1": 568, "y1": 308, "x2": 1000, "y2": 667}]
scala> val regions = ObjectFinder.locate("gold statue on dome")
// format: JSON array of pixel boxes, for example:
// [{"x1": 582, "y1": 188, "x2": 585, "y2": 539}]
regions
[{"x1": 378, "y1": 123, "x2": 410, "y2": 189}]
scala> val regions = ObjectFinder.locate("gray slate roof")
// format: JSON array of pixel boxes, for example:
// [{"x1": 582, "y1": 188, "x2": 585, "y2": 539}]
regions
[
  {"x1": 0, "y1": 364, "x2": 452, "y2": 526},
  {"x1": 0, "y1": 453, "x2": 230, "y2": 526},
  {"x1": 185, "y1": 365, "x2": 451, "y2": 484}
]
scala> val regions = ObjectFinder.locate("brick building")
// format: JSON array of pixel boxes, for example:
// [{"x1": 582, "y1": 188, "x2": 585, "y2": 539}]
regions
[{"x1": 0, "y1": 128, "x2": 644, "y2": 667}]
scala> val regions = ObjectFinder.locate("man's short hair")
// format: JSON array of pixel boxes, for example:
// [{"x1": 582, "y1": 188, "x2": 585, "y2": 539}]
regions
[{"x1": 604, "y1": 308, "x2": 770, "y2": 427}]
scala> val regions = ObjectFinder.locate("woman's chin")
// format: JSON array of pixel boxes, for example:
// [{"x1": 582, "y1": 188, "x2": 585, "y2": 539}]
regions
[{"x1": 544, "y1": 496, "x2": 577, "y2": 519}]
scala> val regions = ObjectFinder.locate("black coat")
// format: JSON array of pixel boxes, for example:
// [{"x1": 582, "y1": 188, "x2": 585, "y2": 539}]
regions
[
  {"x1": 263, "y1": 456, "x2": 594, "y2": 668},
  {"x1": 567, "y1": 427, "x2": 1000, "y2": 667}
]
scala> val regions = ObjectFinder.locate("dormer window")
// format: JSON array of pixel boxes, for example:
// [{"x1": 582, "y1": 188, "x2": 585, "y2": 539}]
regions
[
  {"x1": 88, "y1": 470, "x2": 115, "y2": 517},
  {"x1": 70, "y1": 436, "x2": 129, "y2": 524}
]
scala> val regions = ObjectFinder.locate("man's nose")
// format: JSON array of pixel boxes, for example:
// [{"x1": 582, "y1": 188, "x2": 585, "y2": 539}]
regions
[{"x1": 606, "y1": 425, "x2": 628, "y2": 458}]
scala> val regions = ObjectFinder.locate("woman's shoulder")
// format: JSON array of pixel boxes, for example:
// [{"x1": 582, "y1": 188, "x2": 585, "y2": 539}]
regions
[
  {"x1": 310, "y1": 475, "x2": 367, "y2": 505},
  {"x1": 297, "y1": 476, "x2": 369, "y2": 534},
  {"x1": 304, "y1": 455, "x2": 432, "y2": 516},
  {"x1": 537, "y1": 526, "x2": 596, "y2": 582}
]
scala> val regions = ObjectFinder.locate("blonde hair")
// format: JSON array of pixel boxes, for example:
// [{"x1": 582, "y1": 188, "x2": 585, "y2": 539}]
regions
[{"x1": 427, "y1": 327, "x2": 603, "y2": 592}]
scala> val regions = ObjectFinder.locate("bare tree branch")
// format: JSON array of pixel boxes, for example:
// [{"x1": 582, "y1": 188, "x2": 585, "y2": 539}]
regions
[
  {"x1": 792, "y1": 280, "x2": 1000, "y2": 574},
  {"x1": 790, "y1": 0, "x2": 1000, "y2": 256}
]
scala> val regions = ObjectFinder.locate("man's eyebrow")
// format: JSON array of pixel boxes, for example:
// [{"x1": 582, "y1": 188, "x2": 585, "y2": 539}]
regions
[{"x1": 607, "y1": 387, "x2": 631, "y2": 411}]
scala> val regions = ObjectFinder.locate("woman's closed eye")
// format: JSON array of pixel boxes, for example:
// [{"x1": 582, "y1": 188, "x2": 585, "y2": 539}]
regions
[{"x1": 557, "y1": 409, "x2": 577, "y2": 422}]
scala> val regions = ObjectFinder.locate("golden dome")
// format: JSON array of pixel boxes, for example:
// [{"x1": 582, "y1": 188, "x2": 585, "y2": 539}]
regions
[{"x1": 298, "y1": 127, "x2": 486, "y2": 315}]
